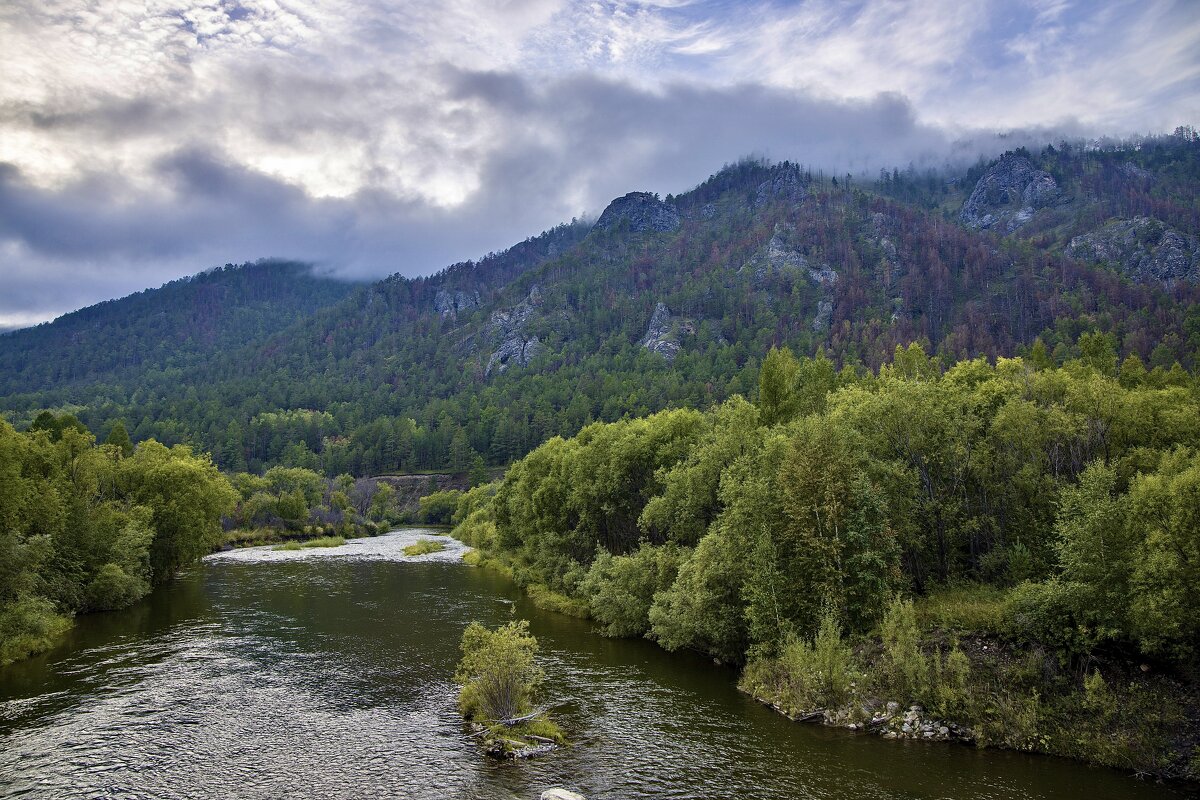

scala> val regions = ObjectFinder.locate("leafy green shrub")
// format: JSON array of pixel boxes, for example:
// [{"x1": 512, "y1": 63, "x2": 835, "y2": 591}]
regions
[
  {"x1": 580, "y1": 542, "x2": 688, "y2": 637},
  {"x1": 975, "y1": 689, "x2": 1043, "y2": 751},
  {"x1": 743, "y1": 606, "x2": 860, "y2": 713},
  {"x1": 0, "y1": 596, "x2": 71, "y2": 666},
  {"x1": 85, "y1": 563, "x2": 148, "y2": 611},
  {"x1": 930, "y1": 640, "x2": 971, "y2": 718},
  {"x1": 1081, "y1": 669, "x2": 1117, "y2": 721},
  {"x1": 418, "y1": 490, "x2": 463, "y2": 525},
  {"x1": 649, "y1": 527, "x2": 749, "y2": 664},
  {"x1": 1126, "y1": 449, "x2": 1200, "y2": 661},
  {"x1": 879, "y1": 596, "x2": 929, "y2": 700},
  {"x1": 1004, "y1": 580, "x2": 1101, "y2": 659},
  {"x1": 456, "y1": 620, "x2": 544, "y2": 722}
]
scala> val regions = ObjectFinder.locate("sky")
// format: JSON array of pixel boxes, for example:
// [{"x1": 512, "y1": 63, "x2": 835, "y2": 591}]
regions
[{"x1": 1, "y1": 0, "x2": 1198, "y2": 329}]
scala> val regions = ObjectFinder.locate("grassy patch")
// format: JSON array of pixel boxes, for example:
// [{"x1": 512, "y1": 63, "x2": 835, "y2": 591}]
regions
[
  {"x1": 526, "y1": 583, "x2": 589, "y2": 618},
  {"x1": 226, "y1": 523, "x2": 380, "y2": 549},
  {"x1": 915, "y1": 583, "x2": 1010, "y2": 634},
  {"x1": 476, "y1": 716, "x2": 568, "y2": 757},
  {"x1": 403, "y1": 538, "x2": 447, "y2": 556},
  {"x1": 301, "y1": 535, "x2": 346, "y2": 548},
  {"x1": 274, "y1": 535, "x2": 345, "y2": 551},
  {"x1": 460, "y1": 549, "x2": 515, "y2": 579}
]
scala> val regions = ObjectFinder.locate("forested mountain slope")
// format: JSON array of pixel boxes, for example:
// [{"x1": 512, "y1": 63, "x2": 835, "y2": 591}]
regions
[
  {"x1": 0, "y1": 260, "x2": 360, "y2": 394},
  {"x1": 1, "y1": 132, "x2": 1197, "y2": 475}
]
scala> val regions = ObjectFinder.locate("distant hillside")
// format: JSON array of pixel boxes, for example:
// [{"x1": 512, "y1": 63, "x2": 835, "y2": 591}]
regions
[
  {"x1": 1, "y1": 132, "x2": 1197, "y2": 475},
  {"x1": 0, "y1": 260, "x2": 360, "y2": 395}
]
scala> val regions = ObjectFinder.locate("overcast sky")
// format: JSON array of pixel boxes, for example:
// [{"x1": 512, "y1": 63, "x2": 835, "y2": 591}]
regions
[{"x1": 1, "y1": 0, "x2": 1198, "y2": 329}]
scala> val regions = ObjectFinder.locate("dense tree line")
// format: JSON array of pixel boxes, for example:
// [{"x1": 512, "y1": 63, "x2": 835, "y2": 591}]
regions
[
  {"x1": 223, "y1": 466, "x2": 405, "y2": 544},
  {"x1": 0, "y1": 415, "x2": 235, "y2": 664},
  {"x1": 453, "y1": 343, "x2": 1200, "y2": 668}
]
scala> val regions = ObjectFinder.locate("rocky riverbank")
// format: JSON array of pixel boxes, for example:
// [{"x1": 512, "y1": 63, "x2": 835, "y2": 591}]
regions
[
  {"x1": 755, "y1": 696, "x2": 974, "y2": 745},
  {"x1": 742, "y1": 630, "x2": 1200, "y2": 784}
]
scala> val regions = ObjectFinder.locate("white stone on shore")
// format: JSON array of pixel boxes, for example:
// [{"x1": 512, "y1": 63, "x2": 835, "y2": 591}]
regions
[{"x1": 541, "y1": 789, "x2": 586, "y2": 800}]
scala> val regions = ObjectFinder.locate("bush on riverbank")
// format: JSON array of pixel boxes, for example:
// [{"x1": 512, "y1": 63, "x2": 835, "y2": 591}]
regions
[
  {"x1": 417, "y1": 490, "x2": 462, "y2": 525},
  {"x1": 447, "y1": 343, "x2": 1200, "y2": 779}
]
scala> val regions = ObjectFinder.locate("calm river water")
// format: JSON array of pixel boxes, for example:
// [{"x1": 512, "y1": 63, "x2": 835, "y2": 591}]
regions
[{"x1": 0, "y1": 529, "x2": 1193, "y2": 800}]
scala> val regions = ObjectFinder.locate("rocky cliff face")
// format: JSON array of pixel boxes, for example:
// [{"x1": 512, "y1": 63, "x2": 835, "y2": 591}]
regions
[
  {"x1": 434, "y1": 289, "x2": 481, "y2": 319},
  {"x1": 961, "y1": 154, "x2": 1062, "y2": 231},
  {"x1": 484, "y1": 285, "x2": 558, "y2": 376},
  {"x1": 593, "y1": 192, "x2": 680, "y2": 234},
  {"x1": 1068, "y1": 217, "x2": 1200, "y2": 286},
  {"x1": 741, "y1": 227, "x2": 810, "y2": 282},
  {"x1": 638, "y1": 302, "x2": 684, "y2": 361},
  {"x1": 372, "y1": 473, "x2": 469, "y2": 515}
]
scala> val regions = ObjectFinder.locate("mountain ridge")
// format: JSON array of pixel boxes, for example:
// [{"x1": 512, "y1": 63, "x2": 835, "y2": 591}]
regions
[{"x1": 1, "y1": 135, "x2": 1197, "y2": 474}]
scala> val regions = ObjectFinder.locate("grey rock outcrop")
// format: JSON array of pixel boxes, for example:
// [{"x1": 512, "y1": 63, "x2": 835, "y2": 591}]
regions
[
  {"x1": 740, "y1": 225, "x2": 837, "y2": 331},
  {"x1": 754, "y1": 163, "x2": 808, "y2": 208},
  {"x1": 742, "y1": 225, "x2": 840, "y2": 286},
  {"x1": 742, "y1": 227, "x2": 810, "y2": 282},
  {"x1": 593, "y1": 192, "x2": 680, "y2": 234},
  {"x1": 485, "y1": 285, "x2": 545, "y2": 376},
  {"x1": 434, "y1": 289, "x2": 481, "y2": 319},
  {"x1": 960, "y1": 153, "x2": 1062, "y2": 231},
  {"x1": 807, "y1": 264, "x2": 838, "y2": 285},
  {"x1": 1120, "y1": 162, "x2": 1153, "y2": 181},
  {"x1": 639, "y1": 302, "x2": 683, "y2": 361},
  {"x1": 811, "y1": 299, "x2": 833, "y2": 332},
  {"x1": 486, "y1": 334, "x2": 542, "y2": 376},
  {"x1": 1068, "y1": 217, "x2": 1199, "y2": 287}
]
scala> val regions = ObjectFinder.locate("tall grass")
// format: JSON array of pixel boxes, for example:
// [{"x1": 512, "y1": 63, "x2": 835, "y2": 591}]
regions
[{"x1": 403, "y1": 539, "x2": 446, "y2": 556}]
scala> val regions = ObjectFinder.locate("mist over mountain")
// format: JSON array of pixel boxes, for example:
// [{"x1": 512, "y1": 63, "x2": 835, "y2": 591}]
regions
[{"x1": 2, "y1": 132, "x2": 1197, "y2": 474}]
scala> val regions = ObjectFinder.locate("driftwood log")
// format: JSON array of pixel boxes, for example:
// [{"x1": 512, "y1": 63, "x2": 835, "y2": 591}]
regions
[{"x1": 488, "y1": 704, "x2": 566, "y2": 727}]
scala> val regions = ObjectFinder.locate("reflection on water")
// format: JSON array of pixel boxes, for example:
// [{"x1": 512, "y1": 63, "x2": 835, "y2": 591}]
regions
[{"x1": 0, "y1": 529, "x2": 1193, "y2": 799}]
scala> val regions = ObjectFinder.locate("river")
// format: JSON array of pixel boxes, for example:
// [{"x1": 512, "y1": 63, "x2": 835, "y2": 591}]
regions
[{"x1": 0, "y1": 529, "x2": 1192, "y2": 799}]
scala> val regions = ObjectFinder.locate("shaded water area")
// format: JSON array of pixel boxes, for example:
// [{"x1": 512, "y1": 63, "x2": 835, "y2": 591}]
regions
[{"x1": 1, "y1": 529, "x2": 1194, "y2": 799}]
